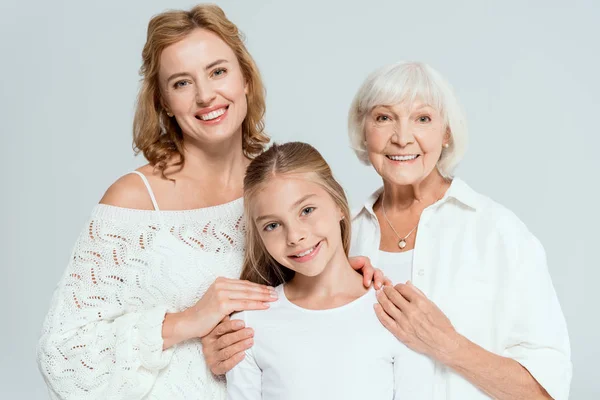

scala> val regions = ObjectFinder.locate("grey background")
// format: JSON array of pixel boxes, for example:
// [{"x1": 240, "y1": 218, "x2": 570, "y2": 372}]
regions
[{"x1": 1, "y1": 0, "x2": 598, "y2": 398}]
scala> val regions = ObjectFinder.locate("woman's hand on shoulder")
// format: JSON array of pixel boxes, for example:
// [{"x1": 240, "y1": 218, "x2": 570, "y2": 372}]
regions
[
  {"x1": 374, "y1": 281, "x2": 462, "y2": 363},
  {"x1": 163, "y1": 277, "x2": 277, "y2": 350},
  {"x1": 348, "y1": 256, "x2": 391, "y2": 289}
]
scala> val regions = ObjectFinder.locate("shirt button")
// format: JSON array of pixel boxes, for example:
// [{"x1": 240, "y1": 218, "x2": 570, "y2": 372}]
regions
[{"x1": 417, "y1": 269, "x2": 425, "y2": 276}]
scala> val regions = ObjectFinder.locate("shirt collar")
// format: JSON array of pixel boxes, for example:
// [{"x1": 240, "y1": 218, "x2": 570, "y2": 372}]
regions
[{"x1": 353, "y1": 177, "x2": 480, "y2": 220}]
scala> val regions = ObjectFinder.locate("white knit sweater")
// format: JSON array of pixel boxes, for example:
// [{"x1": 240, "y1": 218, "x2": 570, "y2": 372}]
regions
[{"x1": 37, "y1": 195, "x2": 245, "y2": 399}]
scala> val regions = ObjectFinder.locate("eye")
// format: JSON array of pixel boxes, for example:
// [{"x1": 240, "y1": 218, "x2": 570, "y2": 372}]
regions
[
  {"x1": 301, "y1": 207, "x2": 315, "y2": 216},
  {"x1": 212, "y1": 67, "x2": 227, "y2": 77},
  {"x1": 376, "y1": 115, "x2": 391, "y2": 122},
  {"x1": 264, "y1": 222, "x2": 280, "y2": 232},
  {"x1": 418, "y1": 115, "x2": 431, "y2": 123},
  {"x1": 173, "y1": 80, "x2": 191, "y2": 89}
]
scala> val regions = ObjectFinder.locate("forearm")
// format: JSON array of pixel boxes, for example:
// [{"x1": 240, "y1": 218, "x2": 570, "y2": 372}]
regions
[{"x1": 442, "y1": 335, "x2": 551, "y2": 400}]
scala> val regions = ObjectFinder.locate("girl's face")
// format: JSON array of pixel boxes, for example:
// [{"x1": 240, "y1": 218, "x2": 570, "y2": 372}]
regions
[{"x1": 251, "y1": 174, "x2": 345, "y2": 278}]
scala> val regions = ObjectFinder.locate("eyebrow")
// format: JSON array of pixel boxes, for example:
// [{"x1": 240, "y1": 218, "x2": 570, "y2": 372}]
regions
[
  {"x1": 165, "y1": 59, "x2": 229, "y2": 84},
  {"x1": 255, "y1": 194, "x2": 317, "y2": 223},
  {"x1": 372, "y1": 103, "x2": 434, "y2": 113}
]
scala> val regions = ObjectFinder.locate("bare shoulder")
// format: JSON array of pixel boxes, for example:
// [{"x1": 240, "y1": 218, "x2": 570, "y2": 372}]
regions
[{"x1": 99, "y1": 166, "x2": 156, "y2": 210}]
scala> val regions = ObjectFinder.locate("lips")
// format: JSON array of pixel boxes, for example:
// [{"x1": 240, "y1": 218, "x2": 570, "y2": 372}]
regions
[
  {"x1": 195, "y1": 105, "x2": 229, "y2": 121},
  {"x1": 386, "y1": 154, "x2": 420, "y2": 161},
  {"x1": 287, "y1": 241, "x2": 323, "y2": 263}
]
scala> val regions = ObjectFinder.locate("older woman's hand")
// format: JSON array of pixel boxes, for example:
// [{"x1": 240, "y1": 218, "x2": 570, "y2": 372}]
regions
[
  {"x1": 374, "y1": 281, "x2": 463, "y2": 363},
  {"x1": 348, "y1": 256, "x2": 391, "y2": 289}
]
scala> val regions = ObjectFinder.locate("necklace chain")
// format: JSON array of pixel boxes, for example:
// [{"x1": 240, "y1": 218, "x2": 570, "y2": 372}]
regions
[{"x1": 381, "y1": 191, "x2": 444, "y2": 249}]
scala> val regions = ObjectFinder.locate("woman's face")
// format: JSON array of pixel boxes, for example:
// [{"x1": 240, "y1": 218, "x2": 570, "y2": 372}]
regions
[
  {"x1": 159, "y1": 28, "x2": 248, "y2": 147},
  {"x1": 251, "y1": 175, "x2": 345, "y2": 278},
  {"x1": 364, "y1": 100, "x2": 449, "y2": 186}
]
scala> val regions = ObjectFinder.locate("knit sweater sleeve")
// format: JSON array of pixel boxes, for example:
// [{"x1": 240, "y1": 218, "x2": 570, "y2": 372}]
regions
[{"x1": 37, "y1": 208, "x2": 176, "y2": 399}]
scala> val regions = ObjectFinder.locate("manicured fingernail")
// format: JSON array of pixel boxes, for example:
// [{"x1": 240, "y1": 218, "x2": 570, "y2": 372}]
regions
[
  {"x1": 267, "y1": 286, "x2": 275, "y2": 290},
  {"x1": 246, "y1": 338, "x2": 254, "y2": 345},
  {"x1": 234, "y1": 321, "x2": 244, "y2": 328},
  {"x1": 270, "y1": 291, "x2": 278, "y2": 298}
]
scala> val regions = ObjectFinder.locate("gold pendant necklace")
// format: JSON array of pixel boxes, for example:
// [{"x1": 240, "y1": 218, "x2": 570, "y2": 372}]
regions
[{"x1": 381, "y1": 195, "x2": 418, "y2": 249}]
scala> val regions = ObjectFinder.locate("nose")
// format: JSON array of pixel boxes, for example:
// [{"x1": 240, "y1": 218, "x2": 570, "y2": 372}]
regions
[
  {"x1": 286, "y1": 223, "x2": 307, "y2": 247},
  {"x1": 390, "y1": 121, "x2": 414, "y2": 147},
  {"x1": 195, "y1": 82, "x2": 216, "y2": 105}
]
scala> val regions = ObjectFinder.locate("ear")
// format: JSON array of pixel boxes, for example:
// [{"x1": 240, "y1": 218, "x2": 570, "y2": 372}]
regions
[
  {"x1": 244, "y1": 80, "x2": 249, "y2": 95},
  {"x1": 443, "y1": 128, "x2": 452, "y2": 146},
  {"x1": 159, "y1": 95, "x2": 171, "y2": 116}
]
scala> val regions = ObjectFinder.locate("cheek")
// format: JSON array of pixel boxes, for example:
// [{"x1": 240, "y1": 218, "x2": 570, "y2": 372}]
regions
[
  {"x1": 165, "y1": 90, "x2": 195, "y2": 113},
  {"x1": 222, "y1": 73, "x2": 248, "y2": 101},
  {"x1": 365, "y1": 127, "x2": 390, "y2": 165},
  {"x1": 261, "y1": 232, "x2": 285, "y2": 258},
  {"x1": 414, "y1": 126, "x2": 444, "y2": 153}
]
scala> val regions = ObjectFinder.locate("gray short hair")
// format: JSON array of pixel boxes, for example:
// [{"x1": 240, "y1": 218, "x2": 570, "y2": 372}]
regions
[{"x1": 348, "y1": 62, "x2": 468, "y2": 179}]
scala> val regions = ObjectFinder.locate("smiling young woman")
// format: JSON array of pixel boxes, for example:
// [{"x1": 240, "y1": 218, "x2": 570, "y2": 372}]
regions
[{"x1": 36, "y1": 5, "x2": 275, "y2": 399}]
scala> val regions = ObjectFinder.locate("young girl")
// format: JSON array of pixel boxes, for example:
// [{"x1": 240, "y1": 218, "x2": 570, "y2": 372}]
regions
[{"x1": 226, "y1": 142, "x2": 432, "y2": 400}]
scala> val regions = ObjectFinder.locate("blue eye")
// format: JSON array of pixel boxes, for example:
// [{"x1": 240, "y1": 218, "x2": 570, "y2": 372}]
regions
[
  {"x1": 418, "y1": 115, "x2": 431, "y2": 123},
  {"x1": 301, "y1": 207, "x2": 315, "y2": 216},
  {"x1": 212, "y1": 68, "x2": 227, "y2": 77},
  {"x1": 174, "y1": 80, "x2": 190, "y2": 89},
  {"x1": 264, "y1": 222, "x2": 279, "y2": 232}
]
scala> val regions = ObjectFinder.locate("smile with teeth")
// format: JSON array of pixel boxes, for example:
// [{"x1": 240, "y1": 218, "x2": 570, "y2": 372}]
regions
[
  {"x1": 197, "y1": 106, "x2": 228, "y2": 121},
  {"x1": 291, "y1": 242, "x2": 320, "y2": 258},
  {"x1": 387, "y1": 154, "x2": 419, "y2": 161}
]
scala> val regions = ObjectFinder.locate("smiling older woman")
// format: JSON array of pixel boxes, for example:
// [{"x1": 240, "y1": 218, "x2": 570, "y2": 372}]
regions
[{"x1": 348, "y1": 62, "x2": 572, "y2": 400}]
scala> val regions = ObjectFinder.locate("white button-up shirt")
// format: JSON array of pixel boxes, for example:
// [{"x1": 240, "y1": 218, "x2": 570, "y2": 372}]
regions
[{"x1": 350, "y1": 178, "x2": 572, "y2": 400}]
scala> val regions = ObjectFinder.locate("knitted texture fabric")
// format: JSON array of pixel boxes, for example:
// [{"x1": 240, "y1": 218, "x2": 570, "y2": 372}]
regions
[{"x1": 38, "y1": 200, "x2": 245, "y2": 399}]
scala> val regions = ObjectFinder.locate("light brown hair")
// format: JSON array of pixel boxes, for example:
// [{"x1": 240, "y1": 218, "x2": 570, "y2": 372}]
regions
[
  {"x1": 133, "y1": 4, "x2": 269, "y2": 177},
  {"x1": 240, "y1": 142, "x2": 352, "y2": 286}
]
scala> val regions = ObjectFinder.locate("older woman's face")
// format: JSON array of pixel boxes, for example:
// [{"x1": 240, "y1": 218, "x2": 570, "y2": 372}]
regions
[{"x1": 364, "y1": 101, "x2": 448, "y2": 186}]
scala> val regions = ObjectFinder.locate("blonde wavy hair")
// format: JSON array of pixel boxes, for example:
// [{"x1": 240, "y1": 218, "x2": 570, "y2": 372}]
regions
[
  {"x1": 240, "y1": 142, "x2": 352, "y2": 286},
  {"x1": 133, "y1": 4, "x2": 269, "y2": 176}
]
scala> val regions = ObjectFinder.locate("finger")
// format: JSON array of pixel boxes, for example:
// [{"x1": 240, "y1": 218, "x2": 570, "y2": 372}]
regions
[
  {"x1": 216, "y1": 328, "x2": 254, "y2": 350},
  {"x1": 383, "y1": 285, "x2": 411, "y2": 312},
  {"x1": 383, "y1": 277, "x2": 393, "y2": 287},
  {"x1": 395, "y1": 282, "x2": 420, "y2": 302},
  {"x1": 213, "y1": 351, "x2": 246, "y2": 375},
  {"x1": 407, "y1": 280, "x2": 426, "y2": 296},
  {"x1": 363, "y1": 268, "x2": 374, "y2": 288},
  {"x1": 226, "y1": 289, "x2": 278, "y2": 302},
  {"x1": 376, "y1": 288, "x2": 404, "y2": 322},
  {"x1": 217, "y1": 337, "x2": 254, "y2": 365},
  {"x1": 374, "y1": 303, "x2": 407, "y2": 340},
  {"x1": 230, "y1": 300, "x2": 271, "y2": 313},
  {"x1": 349, "y1": 256, "x2": 373, "y2": 286},
  {"x1": 211, "y1": 317, "x2": 246, "y2": 337},
  {"x1": 373, "y1": 269, "x2": 386, "y2": 289},
  {"x1": 221, "y1": 279, "x2": 276, "y2": 294}
]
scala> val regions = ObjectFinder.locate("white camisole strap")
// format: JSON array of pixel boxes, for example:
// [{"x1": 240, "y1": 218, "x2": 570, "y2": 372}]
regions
[{"x1": 130, "y1": 171, "x2": 161, "y2": 212}]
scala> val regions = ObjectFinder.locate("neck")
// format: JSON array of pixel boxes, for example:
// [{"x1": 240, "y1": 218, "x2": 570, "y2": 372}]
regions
[
  {"x1": 173, "y1": 131, "x2": 250, "y2": 191},
  {"x1": 383, "y1": 169, "x2": 451, "y2": 212},
  {"x1": 286, "y1": 246, "x2": 365, "y2": 299}
]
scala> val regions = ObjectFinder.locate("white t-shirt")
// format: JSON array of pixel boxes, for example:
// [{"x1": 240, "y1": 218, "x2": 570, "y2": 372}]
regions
[
  {"x1": 378, "y1": 250, "x2": 414, "y2": 285},
  {"x1": 226, "y1": 285, "x2": 433, "y2": 400}
]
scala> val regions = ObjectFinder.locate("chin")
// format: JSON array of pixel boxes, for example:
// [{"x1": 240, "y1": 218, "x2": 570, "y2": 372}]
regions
[{"x1": 384, "y1": 174, "x2": 422, "y2": 186}]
